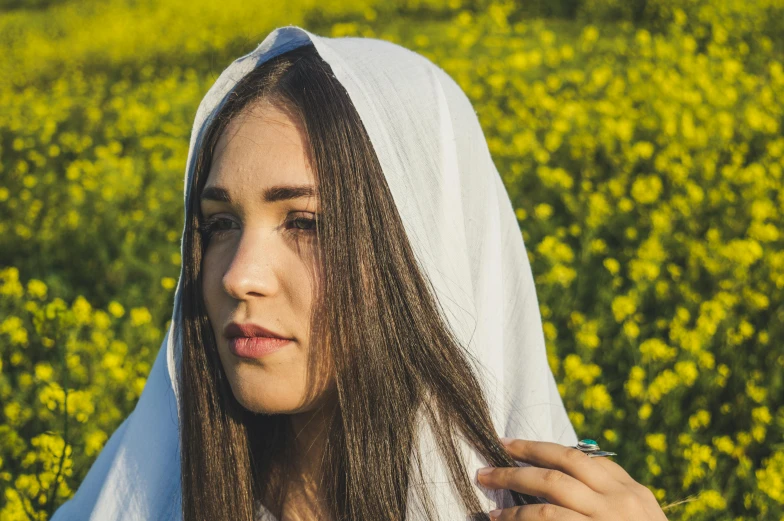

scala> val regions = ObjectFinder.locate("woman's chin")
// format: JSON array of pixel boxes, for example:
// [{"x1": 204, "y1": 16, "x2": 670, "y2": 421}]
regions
[{"x1": 231, "y1": 387, "x2": 302, "y2": 415}]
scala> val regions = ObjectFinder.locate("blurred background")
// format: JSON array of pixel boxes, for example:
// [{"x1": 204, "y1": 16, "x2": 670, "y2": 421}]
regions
[{"x1": 1, "y1": 0, "x2": 783, "y2": 519}]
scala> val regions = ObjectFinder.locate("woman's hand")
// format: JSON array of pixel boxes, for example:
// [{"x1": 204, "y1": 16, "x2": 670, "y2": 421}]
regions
[{"x1": 476, "y1": 438, "x2": 669, "y2": 520}]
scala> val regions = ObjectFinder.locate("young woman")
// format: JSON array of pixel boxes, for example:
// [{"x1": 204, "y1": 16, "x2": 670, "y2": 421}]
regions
[{"x1": 52, "y1": 26, "x2": 668, "y2": 521}]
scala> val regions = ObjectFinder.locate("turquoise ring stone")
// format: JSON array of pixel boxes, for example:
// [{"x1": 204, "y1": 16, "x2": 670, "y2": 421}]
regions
[
  {"x1": 576, "y1": 439, "x2": 600, "y2": 452},
  {"x1": 572, "y1": 439, "x2": 617, "y2": 458}
]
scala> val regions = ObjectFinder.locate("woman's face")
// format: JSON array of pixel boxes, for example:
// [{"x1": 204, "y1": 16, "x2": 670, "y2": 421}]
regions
[{"x1": 200, "y1": 99, "x2": 332, "y2": 415}]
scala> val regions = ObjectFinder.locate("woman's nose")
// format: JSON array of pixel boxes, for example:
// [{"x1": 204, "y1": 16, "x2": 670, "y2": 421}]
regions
[{"x1": 221, "y1": 229, "x2": 280, "y2": 301}]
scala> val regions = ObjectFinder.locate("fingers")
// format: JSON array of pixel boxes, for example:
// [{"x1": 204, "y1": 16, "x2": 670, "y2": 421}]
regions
[
  {"x1": 477, "y1": 465, "x2": 603, "y2": 517},
  {"x1": 500, "y1": 439, "x2": 616, "y2": 493},
  {"x1": 589, "y1": 456, "x2": 636, "y2": 485},
  {"x1": 490, "y1": 503, "x2": 591, "y2": 521}
]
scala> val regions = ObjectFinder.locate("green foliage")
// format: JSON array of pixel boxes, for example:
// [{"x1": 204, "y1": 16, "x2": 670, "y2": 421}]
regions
[
  {"x1": 412, "y1": 6, "x2": 784, "y2": 519},
  {"x1": 0, "y1": 0, "x2": 70, "y2": 12},
  {"x1": 0, "y1": 67, "x2": 196, "y2": 327},
  {"x1": 0, "y1": 267, "x2": 160, "y2": 519},
  {"x1": 1, "y1": 0, "x2": 782, "y2": 519}
]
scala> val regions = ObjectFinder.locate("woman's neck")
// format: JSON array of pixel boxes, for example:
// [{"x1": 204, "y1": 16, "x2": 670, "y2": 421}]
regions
[
  {"x1": 279, "y1": 392, "x2": 338, "y2": 520},
  {"x1": 288, "y1": 390, "x2": 336, "y2": 485}
]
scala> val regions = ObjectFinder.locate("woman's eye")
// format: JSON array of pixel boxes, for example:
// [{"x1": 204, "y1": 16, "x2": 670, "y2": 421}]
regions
[
  {"x1": 288, "y1": 215, "x2": 318, "y2": 233},
  {"x1": 197, "y1": 214, "x2": 318, "y2": 242},
  {"x1": 197, "y1": 216, "x2": 239, "y2": 241}
]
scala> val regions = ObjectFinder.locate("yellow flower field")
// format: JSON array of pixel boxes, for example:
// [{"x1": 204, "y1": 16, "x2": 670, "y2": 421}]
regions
[{"x1": 1, "y1": 0, "x2": 782, "y2": 519}]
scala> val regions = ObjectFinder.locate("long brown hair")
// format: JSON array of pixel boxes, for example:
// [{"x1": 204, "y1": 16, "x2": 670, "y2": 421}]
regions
[{"x1": 176, "y1": 43, "x2": 542, "y2": 521}]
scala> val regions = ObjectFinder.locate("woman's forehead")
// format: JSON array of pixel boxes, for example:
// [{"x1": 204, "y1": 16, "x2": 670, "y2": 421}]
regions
[{"x1": 207, "y1": 102, "x2": 315, "y2": 193}]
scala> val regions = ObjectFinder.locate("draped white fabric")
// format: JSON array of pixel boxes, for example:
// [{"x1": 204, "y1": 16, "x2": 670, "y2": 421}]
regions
[{"x1": 50, "y1": 25, "x2": 578, "y2": 521}]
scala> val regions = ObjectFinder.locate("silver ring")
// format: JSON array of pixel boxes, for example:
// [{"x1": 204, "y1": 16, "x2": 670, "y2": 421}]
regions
[{"x1": 571, "y1": 439, "x2": 617, "y2": 458}]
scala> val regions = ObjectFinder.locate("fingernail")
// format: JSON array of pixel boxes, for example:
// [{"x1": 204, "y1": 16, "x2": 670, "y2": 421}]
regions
[
  {"x1": 477, "y1": 466, "x2": 494, "y2": 476},
  {"x1": 500, "y1": 437, "x2": 513, "y2": 445},
  {"x1": 488, "y1": 509, "x2": 502, "y2": 519}
]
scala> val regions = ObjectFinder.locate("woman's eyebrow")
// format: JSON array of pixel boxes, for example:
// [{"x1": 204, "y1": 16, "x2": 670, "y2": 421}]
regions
[{"x1": 200, "y1": 184, "x2": 316, "y2": 204}]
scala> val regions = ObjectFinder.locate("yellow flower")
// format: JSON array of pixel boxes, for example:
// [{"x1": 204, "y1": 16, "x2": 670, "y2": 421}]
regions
[
  {"x1": 639, "y1": 338, "x2": 677, "y2": 363},
  {"x1": 581, "y1": 25, "x2": 599, "y2": 44},
  {"x1": 752, "y1": 406, "x2": 772, "y2": 425},
  {"x1": 712, "y1": 435, "x2": 734, "y2": 454},
  {"x1": 630, "y1": 175, "x2": 663, "y2": 204},
  {"x1": 575, "y1": 320, "x2": 600, "y2": 350},
  {"x1": 757, "y1": 451, "x2": 784, "y2": 504},
  {"x1": 648, "y1": 370, "x2": 680, "y2": 404},
  {"x1": 746, "y1": 381, "x2": 767, "y2": 403},
  {"x1": 130, "y1": 307, "x2": 152, "y2": 327},
  {"x1": 71, "y1": 296, "x2": 92, "y2": 326},
  {"x1": 84, "y1": 430, "x2": 109, "y2": 457},
  {"x1": 645, "y1": 454, "x2": 661, "y2": 476},
  {"x1": 588, "y1": 238, "x2": 606, "y2": 253},
  {"x1": 26, "y1": 279, "x2": 48, "y2": 300},
  {"x1": 625, "y1": 379, "x2": 645, "y2": 400},
  {"x1": 92, "y1": 310, "x2": 112, "y2": 331},
  {"x1": 108, "y1": 301, "x2": 125, "y2": 318},
  {"x1": 611, "y1": 295, "x2": 637, "y2": 323},
  {"x1": 545, "y1": 264, "x2": 577, "y2": 288},
  {"x1": 674, "y1": 361, "x2": 698, "y2": 387},
  {"x1": 65, "y1": 390, "x2": 95, "y2": 423},
  {"x1": 34, "y1": 363, "x2": 54, "y2": 382},
  {"x1": 0, "y1": 316, "x2": 28, "y2": 346},
  {"x1": 542, "y1": 321, "x2": 558, "y2": 341},
  {"x1": 645, "y1": 433, "x2": 667, "y2": 452},
  {"x1": 688, "y1": 409, "x2": 711, "y2": 431},
  {"x1": 622, "y1": 320, "x2": 640, "y2": 339},
  {"x1": 618, "y1": 198, "x2": 634, "y2": 213},
  {"x1": 603, "y1": 258, "x2": 620, "y2": 275},
  {"x1": 583, "y1": 384, "x2": 613, "y2": 412},
  {"x1": 4, "y1": 402, "x2": 22, "y2": 425},
  {"x1": 568, "y1": 411, "x2": 585, "y2": 430},
  {"x1": 563, "y1": 354, "x2": 601, "y2": 385},
  {"x1": 534, "y1": 203, "x2": 553, "y2": 220},
  {"x1": 630, "y1": 366, "x2": 646, "y2": 380},
  {"x1": 536, "y1": 235, "x2": 574, "y2": 263},
  {"x1": 633, "y1": 141, "x2": 654, "y2": 159},
  {"x1": 681, "y1": 490, "x2": 726, "y2": 516}
]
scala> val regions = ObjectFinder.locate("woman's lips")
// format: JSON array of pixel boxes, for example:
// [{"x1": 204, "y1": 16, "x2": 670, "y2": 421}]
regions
[{"x1": 229, "y1": 336, "x2": 292, "y2": 358}]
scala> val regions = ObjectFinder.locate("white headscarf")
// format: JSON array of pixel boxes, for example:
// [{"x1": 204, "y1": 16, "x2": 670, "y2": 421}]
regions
[{"x1": 51, "y1": 25, "x2": 577, "y2": 521}]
